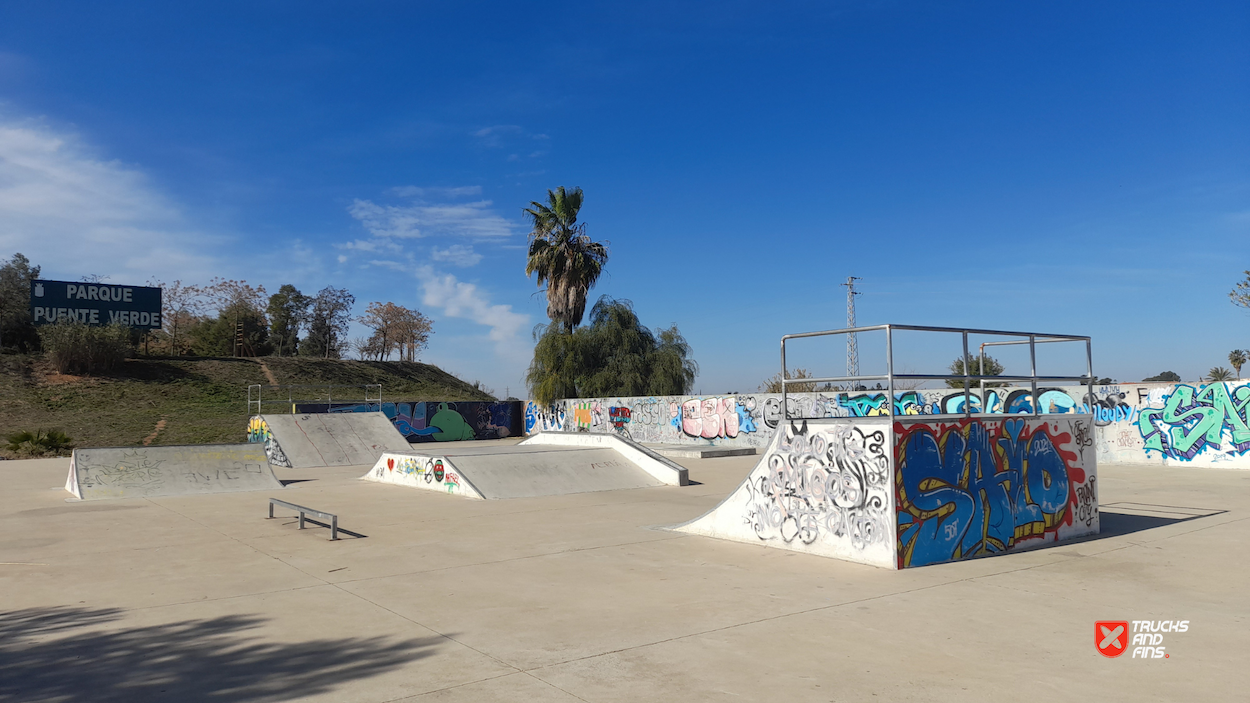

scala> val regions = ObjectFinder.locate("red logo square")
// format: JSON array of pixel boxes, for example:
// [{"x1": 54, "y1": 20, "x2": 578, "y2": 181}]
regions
[{"x1": 1097, "y1": 621, "x2": 1129, "y2": 658}]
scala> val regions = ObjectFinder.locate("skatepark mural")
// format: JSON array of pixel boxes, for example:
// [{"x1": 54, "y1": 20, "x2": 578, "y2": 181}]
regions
[
  {"x1": 527, "y1": 381, "x2": 1250, "y2": 469},
  {"x1": 246, "y1": 416, "x2": 291, "y2": 467},
  {"x1": 292, "y1": 401, "x2": 522, "y2": 443},
  {"x1": 894, "y1": 417, "x2": 1096, "y2": 567}
]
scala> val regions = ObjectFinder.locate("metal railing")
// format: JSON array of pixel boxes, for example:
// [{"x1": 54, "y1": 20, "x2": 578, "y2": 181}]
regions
[
  {"x1": 779, "y1": 324, "x2": 1093, "y2": 421},
  {"x1": 268, "y1": 498, "x2": 339, "y2": 540},
  {"x1": 247, "y1": 384, "x2": 382, "y2": 415}
]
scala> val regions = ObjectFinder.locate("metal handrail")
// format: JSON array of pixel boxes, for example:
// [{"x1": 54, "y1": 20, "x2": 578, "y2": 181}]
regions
[
  {"x1": 247, "y1": 383, "x2": 383, "y2": 415},
  {"x1": 778, "y1": 324, "x2": 1094, "y2": 422}
]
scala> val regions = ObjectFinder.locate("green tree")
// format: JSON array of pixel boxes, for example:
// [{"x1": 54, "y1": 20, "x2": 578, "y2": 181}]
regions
[
  {"x1": 945, "y1": 354, "x2": 1006, "y2": 389},
  {"x1": 526, "y1": 296, "x2": 697, "y2": 405},
  {"x1": 301, "y1": 286, "x2": 355, "y2": 359},
  {"x1": 524, "y1": 186, "x2": 609, "y2": 332},
  {"x1": 1207, "y1": 366, "x2": 1234, "y2": 382},
  {"x1": 190, "y1": 279, "x2": 271, "y2": 357},
  {"x1": 267, "y1": 285, "x2": 310, "y2": 357},
  {"x1": 1143, "y1": 371, "x2": 1181, "y2": 382},
  {"x1": 1229, "y1": 350, "x2": 1247, "y2": 379},
  {"x1": 0, "y1": 253, "x2": 41, "y2": 351}
]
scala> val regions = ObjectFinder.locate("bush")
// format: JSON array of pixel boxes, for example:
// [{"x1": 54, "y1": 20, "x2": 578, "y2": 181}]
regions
[
  {"x1": 5, "y1": 429, "x2": 74, "y2": 457},
  {"x1": 39, "y1": 322, "x2": 132, "y2": 374}
]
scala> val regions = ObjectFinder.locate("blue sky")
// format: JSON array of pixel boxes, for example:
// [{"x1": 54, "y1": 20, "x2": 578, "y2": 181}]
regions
[{"x1": 1, "y1": 1, "x2": 1247, "y2": 396}]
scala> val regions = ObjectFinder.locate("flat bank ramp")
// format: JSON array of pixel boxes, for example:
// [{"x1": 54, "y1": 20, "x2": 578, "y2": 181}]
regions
[
  {"x1": 65, "y1": 444, "x2": 283, "y2": 500},
  {"x1": 260, "y1": 413, "x2": 410, "y2": 468},
  {"x1": 364, "y1": 443, "x2": 668, "y2": 499}
]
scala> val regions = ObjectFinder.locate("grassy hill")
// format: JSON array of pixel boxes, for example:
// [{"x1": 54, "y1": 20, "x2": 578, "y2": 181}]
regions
[{"x1": 0, "y1": 354, "x2": 496, "y2": 455}]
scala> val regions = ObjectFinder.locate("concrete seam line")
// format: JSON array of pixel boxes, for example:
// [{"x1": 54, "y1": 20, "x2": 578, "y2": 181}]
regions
[
  {"x1": 523, "y1": 549, "x2": 1135, "y2": 672},
  {"x1": 1135, "y1": 513, "x2": 1250, "y2": 544},
  {"x1": 332, "y1": 584, "x2": 524, "y2": 675},
  {"x1": 329, "y1": 534, "x2": 689, "y2": 586},
  {"x1": 372, "y1": 672, "x2": 523, "y2": 703}
]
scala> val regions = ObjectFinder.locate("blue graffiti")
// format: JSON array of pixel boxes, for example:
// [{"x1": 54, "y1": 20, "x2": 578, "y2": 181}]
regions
[{"x1": 896, "y1": 419, "x2": 1073, "y2": 567}]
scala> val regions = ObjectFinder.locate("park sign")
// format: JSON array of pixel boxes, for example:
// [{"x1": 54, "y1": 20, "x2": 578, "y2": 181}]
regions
[{"x1": 30, "y1": 280, "x2": 162, "y2": 330}]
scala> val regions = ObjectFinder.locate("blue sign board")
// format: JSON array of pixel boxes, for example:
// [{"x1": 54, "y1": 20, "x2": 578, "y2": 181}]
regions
[{"x1": 30, "y1": 280, "x2": 162, "y2": 329}]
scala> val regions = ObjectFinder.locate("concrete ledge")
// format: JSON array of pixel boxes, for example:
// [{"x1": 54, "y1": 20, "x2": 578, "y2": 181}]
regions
[
  {"x1": 519, "y1": 431, "x2": 689, "y2": 486},
  {"x1": 644, "y1": 444, "x2": 758, "y2": 459}
]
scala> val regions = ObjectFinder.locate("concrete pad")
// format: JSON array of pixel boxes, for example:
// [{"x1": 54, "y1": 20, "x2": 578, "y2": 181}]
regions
[{"x1": 2, "y1": 455, "x2": 1247, "y2": 701}]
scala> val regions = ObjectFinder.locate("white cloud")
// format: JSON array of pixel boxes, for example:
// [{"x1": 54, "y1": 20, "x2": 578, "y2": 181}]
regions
[
  {"x1": 389, "y1": 185, "x2": 482, "y2": 199},
  {"x1": 347, "y1": 191, "x2": 516, "y2": 240},
  {"x1": 338, "y1": 238, "x2": 400, "y2": 253},
  {"x1": 0, "y1": 115, "x2": 226, "y2": 281},
  {"x1": 430, "y1": 244, "x2": 483, "y2": 267},
  {"x1": 415, "y1": 265, "x2": 528, "y2": 347}
]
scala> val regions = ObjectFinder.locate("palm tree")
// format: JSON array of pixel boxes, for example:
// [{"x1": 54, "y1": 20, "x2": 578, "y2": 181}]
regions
[
  {"x1": 1229, "y1": 349, "x2": 1247, "y2": 379},
  {"x1": 1207, "y1": 366, "x2": 1234, "y2": 382},
  {"x1": 524, "y1": 187, "x2": 609, "y2": 332}
]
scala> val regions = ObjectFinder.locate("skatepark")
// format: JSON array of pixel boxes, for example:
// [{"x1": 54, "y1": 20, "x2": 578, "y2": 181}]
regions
[{"x1": 3, "y1": 326, "x2": 1248, "y2": 700}]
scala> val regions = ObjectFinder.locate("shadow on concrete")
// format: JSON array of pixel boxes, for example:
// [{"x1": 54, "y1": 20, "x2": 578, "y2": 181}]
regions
[
  {"x1": 1094, "y1": 502, "x2": 1227, "y2": 540},
  {"x1": 279, "y1": 479, "x2": 317, "y2": 486},
  {"x1": 0, "y1": 606, "x2": 439, "y2": 702}
]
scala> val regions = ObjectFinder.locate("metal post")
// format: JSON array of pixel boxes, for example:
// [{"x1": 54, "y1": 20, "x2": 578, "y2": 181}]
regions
[
  {"x1": 1086, "y1": 338, "x2": 1095, "y2": 413},
  {"x1": 268, "y1": 502, "x2": 273, "y2": 519},
  {"x1": 886, "y1": 325, "x2": 895, "y2": 418},
  {"x1": 962, "y1": 331, "x2": 971, "y2": 417},
  {"x1": 298, "y1": 511, "x2": 305, "y2": 530},
  {"x1": 331, "y1": 515, "x2": 338, "y2": 540},
  {"x1": 780, "y1": 338, "x2": 788, "y2": 428},
  {"x1": 979, "y1": 343, "x2": 987, "y2": 416},
  {"x1": 1029, "y1": 335, "x2": 1039, "y2": 417}
]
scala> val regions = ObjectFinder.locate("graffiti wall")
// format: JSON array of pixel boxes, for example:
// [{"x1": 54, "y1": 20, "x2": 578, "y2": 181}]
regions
[
  {"x1": 674, "y1": 418, "x2": 896, "y2": 567},
  {"x1": 894, "y1": 416, "x2": 1098, "y2": 568},
  {"x1": 293, "y1": 401, "x2": 522, "y2": 443},
  {"x1": 527, "y1": 381, "x2": 1250, "y2": 469},
  {"x1": 245, "y1": 416, "x2": 291, "y2": 467},
  {"x1": 364, "y1": 453, "x2": 482, "y2": 499}
]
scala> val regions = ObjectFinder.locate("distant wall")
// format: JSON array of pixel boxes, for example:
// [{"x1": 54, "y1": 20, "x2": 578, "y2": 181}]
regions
[
  {"x1": 525, "y1": 382, "x2": 1250, "y2": 469},
  {"x1": 294, "y1": 401, "x2": 522, "y2": 443}
]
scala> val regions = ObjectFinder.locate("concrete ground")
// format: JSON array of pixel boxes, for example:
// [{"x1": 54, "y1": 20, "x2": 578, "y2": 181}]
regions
[{"x1": 1, "y1": 441, "x2": 1247, "y2": 702}]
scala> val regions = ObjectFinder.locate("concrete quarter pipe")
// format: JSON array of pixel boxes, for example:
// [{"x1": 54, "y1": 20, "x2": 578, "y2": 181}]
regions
[
  {"x1": 673, "y1": 415, "x2": 1099, "y2": 569},
  {"x1": 65, "y1": 444, "x2": 283, "y2": 500},
  {"x1": 248, "y1": 412, "x2": 411, "y2": 468}
]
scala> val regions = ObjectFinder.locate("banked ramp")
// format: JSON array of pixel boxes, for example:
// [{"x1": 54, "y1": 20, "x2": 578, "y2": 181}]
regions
[
  {"x1": 65, "y1": 444, "x2": 283, "y2": 500},
  {"x1": 249, "y1": 412, "x2": 410, "y2": 468},
  {"x1": 363, "y1": 432, "x2": 687, "y2": 499}
]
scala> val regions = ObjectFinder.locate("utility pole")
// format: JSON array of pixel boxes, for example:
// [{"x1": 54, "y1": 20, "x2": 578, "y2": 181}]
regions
[{"x1": 842, "y1": 276, "x2": 861, "y2": 382}]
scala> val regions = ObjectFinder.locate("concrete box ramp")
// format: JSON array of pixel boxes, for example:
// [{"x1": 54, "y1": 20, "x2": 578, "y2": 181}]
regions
[
  {"x1": 673, "y1": 415, "x2": 1098, "y2": 570},
  {"x1": 65, "y1": 444, "x2": 283, "y2": 500},
  {"x1": 254, "y1": 413, "x2": 410, "y2": 468},
  {"x1": 363, "y1": 443, "x2": 671, "y2": 499}
]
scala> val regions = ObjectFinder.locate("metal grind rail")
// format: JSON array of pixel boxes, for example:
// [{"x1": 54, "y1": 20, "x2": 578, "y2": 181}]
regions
[
  {"x1": 268, "y1": 498, "x2": 339, "y2": 540},
  {"x1": 779, "y1": 324, "x2": 1093, "y2": 420}
]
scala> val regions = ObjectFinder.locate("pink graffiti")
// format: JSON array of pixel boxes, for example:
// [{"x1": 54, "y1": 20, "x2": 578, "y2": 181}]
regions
[{"x1": 681, "y1": 397, "x2": 740, "y2": 439}]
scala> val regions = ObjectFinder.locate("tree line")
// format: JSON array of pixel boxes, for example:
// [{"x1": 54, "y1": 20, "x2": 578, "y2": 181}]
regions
[{"x1": 0, "y1": 253, "x2": 431, "y2": 362}]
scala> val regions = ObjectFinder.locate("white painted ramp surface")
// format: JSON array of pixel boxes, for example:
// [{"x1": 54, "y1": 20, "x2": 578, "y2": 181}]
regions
[
  {"x1": 259, "y1": 413, "x2": 409, "y2": 468},
  {"x1": 364, "y1": 443, "x2": 666, "y2": 499},
  {"x1": 672, "y1": 419, "x2": 897, "y2": 568},
  {"x1": 65, "y1": 444, "x2": 282, "y2": 500}
]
